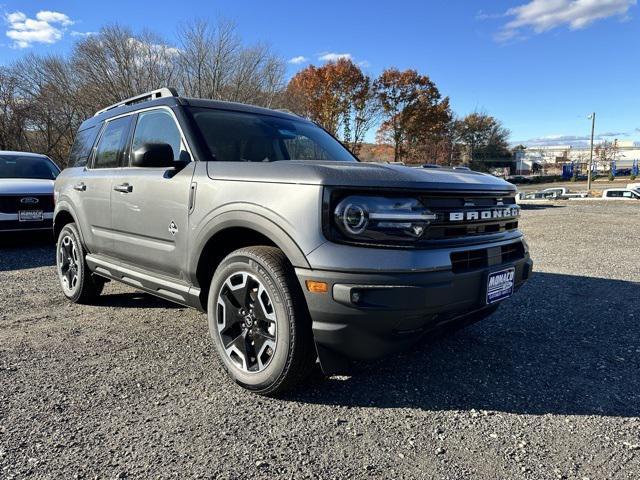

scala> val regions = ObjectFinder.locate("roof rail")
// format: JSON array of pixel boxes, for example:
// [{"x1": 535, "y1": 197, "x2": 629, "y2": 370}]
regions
[{"x1": 94, "y1": 87, "x2": 178, "y2": 117}]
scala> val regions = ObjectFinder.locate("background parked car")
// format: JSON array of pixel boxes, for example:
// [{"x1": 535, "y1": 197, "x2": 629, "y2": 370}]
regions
[
  {"x1": 0, "y1": 151, "x2": 60, "y2": 233},
  {"x1": 602, "y1": 188, "x2": 640, "y2": 200}
]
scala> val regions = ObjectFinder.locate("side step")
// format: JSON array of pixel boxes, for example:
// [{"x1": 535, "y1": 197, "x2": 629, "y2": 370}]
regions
[{"x1": 85, "y1": 254, "x2": 203, "y2": 311}]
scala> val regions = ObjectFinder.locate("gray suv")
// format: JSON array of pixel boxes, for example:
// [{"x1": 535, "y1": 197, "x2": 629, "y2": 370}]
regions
[{"x1": 54, "y1": 88, "x2": 532, "y2": 394}]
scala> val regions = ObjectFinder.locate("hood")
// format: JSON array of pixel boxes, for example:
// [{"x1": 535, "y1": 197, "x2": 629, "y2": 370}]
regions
[
  {"x1": 0, "y1": 178, "x2": 55, "y2": 195},
  {"x1": 207, "y1": 161, "x2": 515, "y2": 193}
]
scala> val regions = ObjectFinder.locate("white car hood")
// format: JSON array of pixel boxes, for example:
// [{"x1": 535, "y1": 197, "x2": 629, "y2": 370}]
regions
[{"x1": 0, "y1": 178, "x2": 55, "y2": 195}]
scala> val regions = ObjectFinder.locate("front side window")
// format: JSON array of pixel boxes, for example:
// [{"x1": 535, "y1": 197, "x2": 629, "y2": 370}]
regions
[
  {"x1": 131, "y1": 109, "x2": 185, "y2": 162},
  {"x1": 188, "y1": 108, "x2": 357, "y2": 163},
  {"x1": 0, "y1": 155, "x2": 60, "y2": 180},
  {"x1": 93, "y1": 116, "x2": 132, "y2": 169}
]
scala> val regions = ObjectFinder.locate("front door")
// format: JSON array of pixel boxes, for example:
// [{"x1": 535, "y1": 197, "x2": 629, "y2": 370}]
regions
[
  {"x1": 110, "y1": 108, "x2": 194, "y2": 279},
  {"x1": 77, "y1": 115, "x2": 133, "y2": 256}
]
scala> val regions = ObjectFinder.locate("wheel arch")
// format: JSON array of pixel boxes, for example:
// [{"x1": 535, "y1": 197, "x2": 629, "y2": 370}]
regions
[
  {"x1": 53, "y1": 204, "x2": 84, "y2": 244},
  {"x1": 191, "y1": 211, "x2": 310, "y2": 311}
]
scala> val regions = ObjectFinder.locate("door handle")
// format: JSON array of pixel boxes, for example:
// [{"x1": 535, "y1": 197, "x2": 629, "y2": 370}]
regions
[
  {"x1": 113, "y1": 183, "x2": 133, "y2": 193},
  {"x1": 73, "y1": 182, "x2": 86, "y2": 192}
]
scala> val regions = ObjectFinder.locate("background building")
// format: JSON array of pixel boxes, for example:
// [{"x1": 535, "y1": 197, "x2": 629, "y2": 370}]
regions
[{"x1": 514, "y1": 140, "x2": 640, "y2": 175}]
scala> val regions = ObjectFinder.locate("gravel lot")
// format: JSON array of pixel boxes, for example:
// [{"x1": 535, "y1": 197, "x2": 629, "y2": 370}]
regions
[{"x1": 1, "y1": 202, "x2": 639, "y2": 479}]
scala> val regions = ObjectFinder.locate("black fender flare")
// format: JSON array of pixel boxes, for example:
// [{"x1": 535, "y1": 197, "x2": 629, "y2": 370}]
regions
[
  {"x1": 53, "y1": 202, "x2": 86, "y2": 245},
  {"x1": 188, "y1": 210, "x2": 311, "y2": 285}
]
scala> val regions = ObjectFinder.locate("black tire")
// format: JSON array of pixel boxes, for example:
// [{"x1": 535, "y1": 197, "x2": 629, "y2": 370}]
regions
[
  {"x1": 207, "y1": 246, "x2": 316, "y2": 395},
  {"x1": 56, "y1": 223, "x2": 104, "y2": 304}
]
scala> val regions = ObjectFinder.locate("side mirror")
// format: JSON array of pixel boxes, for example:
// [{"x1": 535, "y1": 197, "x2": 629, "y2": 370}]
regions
[{"x1": 132, "y1": 143, "x2": 175, "y2": 168}]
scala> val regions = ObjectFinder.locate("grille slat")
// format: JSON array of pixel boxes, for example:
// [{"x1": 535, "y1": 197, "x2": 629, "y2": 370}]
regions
[
  {"x1": 451, "y1": 242, "x2": 525, "y2": 273},
  {"x1": 421, "y1": 194, "x2": 519, "y2": 241}
]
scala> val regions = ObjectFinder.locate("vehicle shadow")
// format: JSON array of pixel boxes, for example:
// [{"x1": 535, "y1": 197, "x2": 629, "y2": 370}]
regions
[
  {"x1": 0, "y1": 232, "x2": 55, "y2": 271},
  {"x1": 291, "y1": 272, "x2": 640, "y2": 418},
  {"x1": 96, "y1": 291, "x2": 184, "y2": 309}
]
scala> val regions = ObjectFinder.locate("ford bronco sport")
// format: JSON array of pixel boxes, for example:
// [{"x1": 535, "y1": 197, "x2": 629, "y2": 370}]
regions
[{"x1": 54, "y1": 88, "x2": 532, "y2": 394}]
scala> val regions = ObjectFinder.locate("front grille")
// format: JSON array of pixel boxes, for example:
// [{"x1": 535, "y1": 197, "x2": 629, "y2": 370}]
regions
[
  {"x1": 0, "y1": 194, "x2": 54, "y2": 214},
  {"x1": 421, "y1": 194, "x2": 519, "y2": 241},
  {"x1": 450, "y1": 241, "x2": 525, "y2": 273}
]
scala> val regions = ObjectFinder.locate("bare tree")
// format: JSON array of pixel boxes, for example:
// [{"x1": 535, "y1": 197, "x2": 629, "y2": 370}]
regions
[
  {"x1": 176, "y1": 19, "x2": 285, "y2": 107},
  {"x1": 0, "y1": 18, "x2": 287, "y2": 166}
]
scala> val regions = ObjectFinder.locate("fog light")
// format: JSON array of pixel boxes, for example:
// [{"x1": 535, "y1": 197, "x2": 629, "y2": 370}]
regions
[{"x1": 306, "y1": 280, "x2": 328, "y2": 293}]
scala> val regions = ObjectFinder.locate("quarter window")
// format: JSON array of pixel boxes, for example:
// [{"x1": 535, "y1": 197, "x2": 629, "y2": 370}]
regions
[
  {"x1": 131, "y1": 110, "x2": 184, "y2": 162},
  {"x1": 93, "y1": 116, "x2": 132, "y2": 169},
  {"x1": 69, "y1": 126, "x2": 99, "y2": 168}
]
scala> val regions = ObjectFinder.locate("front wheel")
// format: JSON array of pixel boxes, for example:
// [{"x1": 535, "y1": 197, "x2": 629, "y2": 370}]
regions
[
  {"x1": 56, "y1": 223, "x2": 104, "y2": 304},
  {"x1": 207, "y1": 246, "x2": 316, "y2": 395}
]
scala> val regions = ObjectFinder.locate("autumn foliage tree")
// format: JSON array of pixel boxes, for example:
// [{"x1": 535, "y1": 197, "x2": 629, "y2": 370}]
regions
[
  {"x1": 373, "y1": 68, "x2": 451, "y2": 163},
  {"x1": 286, "y1": 59, "x2": 378, "y2": 155},
  {"x1": 453, "y1": 112, "x2": 511, "y2": 167}
]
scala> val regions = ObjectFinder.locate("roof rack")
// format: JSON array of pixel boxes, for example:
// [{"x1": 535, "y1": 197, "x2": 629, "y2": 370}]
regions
[{"x1": 94, "y1": 87, "x2": 178, "y2": 117}]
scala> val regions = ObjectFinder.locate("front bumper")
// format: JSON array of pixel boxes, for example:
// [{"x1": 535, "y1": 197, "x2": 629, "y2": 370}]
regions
[{"x1": 296, "y1": 247, "x2": 532, "y2": 374}]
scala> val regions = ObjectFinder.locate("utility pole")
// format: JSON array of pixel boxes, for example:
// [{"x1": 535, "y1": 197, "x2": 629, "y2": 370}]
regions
[{"x1": 587, "y1": 112, "x2": 596, "y2": 190}]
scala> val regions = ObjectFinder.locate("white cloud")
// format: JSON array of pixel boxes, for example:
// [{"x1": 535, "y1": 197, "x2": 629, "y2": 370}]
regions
[
  {"x1": 70, "y1": 31, "x2": 97, "y2": 37},
  {"x1": 518, "y1": 131, "x2": 630, "y2": 147},
  {"x1": 5, "y1": 10, "x2": 74, "y2": 48},
  {"x1": 497, "y1": 0, "x2": 636, "y2": 41},
  {"x1": 318, "y1": 52, "x2": 352, "y2": 62},
  {"x1": 35, "y1": 11, "x2": 73, "y2": 26},
  {"x1": 288, "y1": 55, "x2": 307, "y2": 64}
]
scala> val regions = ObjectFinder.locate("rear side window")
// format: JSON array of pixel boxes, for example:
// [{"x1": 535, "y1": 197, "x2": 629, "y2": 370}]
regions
[
  {"x1": 606, "y1": 191, "x2": 622, "y2": 198},
  {"x1": 92, "y1": 116, "x2": 132, "y2": 169},
  {"x1": 68, "y1": 126, "x2": 99, "y2": 167},
  {"x1": 131, "y1": 110, "x2": 184, "y2": 161}
]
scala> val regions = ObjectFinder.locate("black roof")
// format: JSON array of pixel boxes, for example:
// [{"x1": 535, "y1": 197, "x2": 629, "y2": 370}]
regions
[{"x1": 80, "y1": 95, "x2": 306, "y2": 131}]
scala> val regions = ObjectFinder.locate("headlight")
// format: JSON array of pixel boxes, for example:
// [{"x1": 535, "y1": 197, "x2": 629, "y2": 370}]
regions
[{"x1": 332, "y1": 195, "x2": 436, "y2": 245}]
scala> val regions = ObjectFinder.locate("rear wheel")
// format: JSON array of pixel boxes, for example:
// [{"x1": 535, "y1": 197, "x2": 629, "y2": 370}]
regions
[
  {"x1": 56, "y1": 223, "x2": 104, "y2": 303},
  {"x1": 207, "y1": 246, "x2": 316, "y2": 395}
]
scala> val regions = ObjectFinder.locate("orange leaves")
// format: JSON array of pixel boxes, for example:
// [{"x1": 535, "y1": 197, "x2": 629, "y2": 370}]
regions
[
  {"x1": 286, "y1": 59, "x2": 376, "y2": 154},
  {"x1": 373, "y1": 68, "x2": 452, "y2": 162}
]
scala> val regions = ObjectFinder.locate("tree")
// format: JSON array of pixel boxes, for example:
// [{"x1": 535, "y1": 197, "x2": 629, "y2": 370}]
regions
[
  {"x1": 0, "y1": 19, "x2": 288, "y2": 167},
  {"x1": 176, "y1": 19, "x2": 285, "y2": 107},
  {"x1": 373, "y1": 68, "x2": 451, "y2": 163},
  {"x1": 0, "y1": 68, "x2": 30, "y2": 151},
  {"x1": 594, "y1": 139, "x2": 620, "y2": 171},
  {"x1": 286, "y1": 59, "x2": 379, "y2": 155},
  {"x1": 453, "y1": 112, "x2": 511, "y2": 167}
]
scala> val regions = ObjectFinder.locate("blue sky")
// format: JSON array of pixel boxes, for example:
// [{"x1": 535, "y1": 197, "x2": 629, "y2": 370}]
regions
[{"x1": 1, "y1": 0, "x2": 638, "y2": 147}]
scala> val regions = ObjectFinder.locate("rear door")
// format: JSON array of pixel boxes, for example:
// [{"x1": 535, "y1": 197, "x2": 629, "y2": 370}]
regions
[
  {"x1": 74, "y1": 116, "x2": 133, "y2": 256},
  {"x1": 110, "y1": 107, "x2": 195, "y2": 279}
]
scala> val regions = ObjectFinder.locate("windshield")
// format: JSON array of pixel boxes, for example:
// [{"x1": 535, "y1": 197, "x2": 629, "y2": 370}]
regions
[
  {"x1": 188, "y1": 107, "x2": 357, "y2": 162},
  {"x1": 0, "y1": 155, "x2": 60, "y2": 180}
]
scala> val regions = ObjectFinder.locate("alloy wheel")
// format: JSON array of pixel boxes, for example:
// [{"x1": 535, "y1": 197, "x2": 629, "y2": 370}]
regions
[
  {"x1": 216, "y1": 271, "x2": 277, "y2": 373},
  {"x1": 58, "y1": 234, "x2": 80, "y2": 294}
]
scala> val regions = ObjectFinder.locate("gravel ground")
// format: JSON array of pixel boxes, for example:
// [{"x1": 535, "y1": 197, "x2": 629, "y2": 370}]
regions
[{"x1": 1, "y1": 202, "x2": 639, "y2": 480}]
